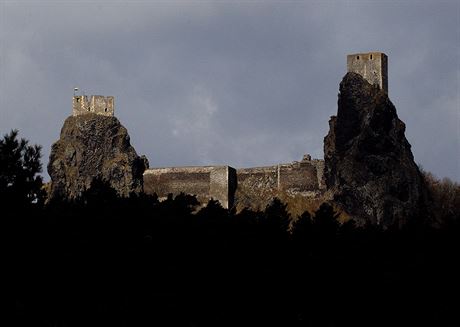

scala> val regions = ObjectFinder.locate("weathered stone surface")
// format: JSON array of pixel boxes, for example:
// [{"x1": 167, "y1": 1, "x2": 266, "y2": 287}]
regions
[
  {"x1": 347, "y1": 52, "x2": 388, "y2": 93},
  {"x1": 143, "y1": 166, "x2": 236, "y2": 209},
  {"x1": 324, "y1": 72, "x2": 426, "y2": 227},
  {"x1": 48, "y1": 114, "x2": 147, "y2": 200},
  {"x1": 235, "y1": 156, "x2": 326, "y2": 212}
]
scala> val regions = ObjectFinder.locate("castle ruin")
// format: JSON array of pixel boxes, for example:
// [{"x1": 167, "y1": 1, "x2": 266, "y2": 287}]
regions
[
  {"x1": 68, "y1": 52, "x2": 390, "y2": 210},
  {"x1": 347, "y1": 52, "x2": 388, "y2": 93},
  {"x1": 73, "y1": 95, "x2": 115, "y2": 116},
  {"x1": 142, "y1": 52, "x2": 390, "y2": 209},
  {"x1": 142, "y1": 155, "x2": 325, "y2": 210}
]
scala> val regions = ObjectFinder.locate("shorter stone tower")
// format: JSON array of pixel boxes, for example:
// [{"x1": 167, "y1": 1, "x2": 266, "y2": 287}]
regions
[
  {"x1": 347, "y1": 52, "x2": 388, "y2": 93},
  {"x1": 72, "y1": 95, "x2": 114, "y2": 117}
]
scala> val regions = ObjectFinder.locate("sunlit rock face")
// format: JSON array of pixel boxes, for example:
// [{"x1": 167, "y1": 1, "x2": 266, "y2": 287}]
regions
[
  {"x1": 48, "y1": 114, "x2": 147, "y2": 201},
  {"x1": 324, "y1": 72, "x2": 426, "y2": 228}
]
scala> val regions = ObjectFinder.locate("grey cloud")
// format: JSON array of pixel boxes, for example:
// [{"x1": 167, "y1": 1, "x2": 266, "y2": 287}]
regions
[{"x1": 0, "y1": 1, "x2": 458, "y2": 181}]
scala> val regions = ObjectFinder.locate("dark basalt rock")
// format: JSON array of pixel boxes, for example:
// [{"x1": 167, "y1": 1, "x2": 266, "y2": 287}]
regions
[
  {"x1": 324, "y1": 72, "x2": 426, "y2": 228},
  {"x1": 48, "y1": 114, "x2": 148, "y2": 200}
]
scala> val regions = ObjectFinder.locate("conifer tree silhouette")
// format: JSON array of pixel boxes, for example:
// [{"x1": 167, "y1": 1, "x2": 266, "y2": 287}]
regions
[{"x1": 0, "y1": 129, "x2": 43, "y2": 209}]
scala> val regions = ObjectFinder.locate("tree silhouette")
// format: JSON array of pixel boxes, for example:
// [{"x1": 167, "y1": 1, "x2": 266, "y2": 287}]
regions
[
  {"x1": 263, "y1": 198, "x2": 291, "y2": 237},
  {"x1": 291, "y1": 210, "x2": 313, "y2": 245},
  {"x1": 3, "y1": 128, "x2": 456, "y2": 327},
  {"x1": 312, "y1": 202, "x2": 340, "y2": 236},
  {"x1": 80, "y1": 178, "x2": 119, "y2": 207},
  {"x1": 0, "y1": 129, "x2": 43, "y2": 208},
  {"x1": 154, "y1": 193, "x2": 199, "y2": 227},
  {"x1": 197, "y1": 198, "x2": 228, "y2": 221}
]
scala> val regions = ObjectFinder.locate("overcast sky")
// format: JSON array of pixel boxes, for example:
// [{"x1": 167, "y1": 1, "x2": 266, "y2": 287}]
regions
[{"x1": 1, "y1": 0, "x2": 459, "y2": 182}]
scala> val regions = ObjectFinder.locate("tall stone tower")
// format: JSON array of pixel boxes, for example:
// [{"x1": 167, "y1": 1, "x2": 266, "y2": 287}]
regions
[
  {"x1": 72, "y1": 95, "x2": 114, "y2": 117},
  {"x1": 347, "y1": 52, "x2": 388, "y2": 93}
]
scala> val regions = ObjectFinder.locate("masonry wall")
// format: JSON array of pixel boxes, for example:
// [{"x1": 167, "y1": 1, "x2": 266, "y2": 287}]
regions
[
  {"x1": 209, "y1": 166, "x2": 237, "y2": 209},
  {"x1": 73, "y1": 95, "x2": 114, "y2": 117},
  {"x1": 234, "y1": 159, "x2": 325, "y2": 211},
  {"x1": 237, "y1": 166, "x2": 278, "y2": 193},
  {"x1": 347, "y1": 52, "x2": 388, "y2": 93},
  {"x1": 90, "y1": 96, "x2": 114, "y2": 116},
  {"x1": 278, "y1": 160, "x2": 325, "y2": 193},
  {"x1": 235, "y1": 166, "x2": 278, "y2": 211},
  {"x1": 72, "y1": 96, "x2": 89, "y2": 116},
  {"x1": 143, "y1": 166, "x2": 236, "y2": 209},
  {"x1": 143, "y1": 159, "x2": 325, "y2": 212}
]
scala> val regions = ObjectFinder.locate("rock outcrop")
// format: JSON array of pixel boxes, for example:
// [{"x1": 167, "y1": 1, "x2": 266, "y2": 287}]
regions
[
  {"x1": 324, "y1": 72, "x2": 426, "y2": 228},
  {"x1": 48, "y1": 114, "x2": 148, "y2": 200}
]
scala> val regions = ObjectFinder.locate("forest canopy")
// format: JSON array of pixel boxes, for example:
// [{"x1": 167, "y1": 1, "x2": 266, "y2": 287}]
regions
[{"x1": 4, "y1": 130, "x2": 460, "y2": 327}]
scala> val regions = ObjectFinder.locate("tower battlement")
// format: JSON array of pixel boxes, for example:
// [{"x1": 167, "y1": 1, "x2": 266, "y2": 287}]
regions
[
  {"x1": 72, "y1": 95, "x2": 114, "y2": 117},
  {"x1": 347, "y1": 52, "x2": 388, "y2": 93}
]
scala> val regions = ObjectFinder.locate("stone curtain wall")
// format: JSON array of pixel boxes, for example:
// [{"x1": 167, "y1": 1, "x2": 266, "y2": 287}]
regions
[
  {"x1": 278, "y1": 160, "x2": 325, "y2": 194},
  {"x1": 143, "y1": 167, "x2": 211, "y2": 204},
  {"x1": 237, "y1": 166, "x2": 278, "y2": 193},
  {"x1": 143, "y1": 160, "x2": 324, "y2": 211},
  {"x1": 143, "y1": 166, "x2": 236, "y2": 209},
  {"x1": 235, "y1": 166, "x2": 278, "y2": 211},
  {"x1": 234, "y1": 159, "x2": 326, "y2": 211}
]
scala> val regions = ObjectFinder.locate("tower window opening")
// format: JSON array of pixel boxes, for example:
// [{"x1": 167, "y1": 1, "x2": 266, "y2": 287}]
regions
[
  {"x1": 357, "y1": 55, "x2": 360, "y2": 60},
  {"x1": 105, "y1": 108, "x2": 108, "y2": 112},
  {"x1": 370, "y1": 54, "x2": 373, "y2": 59}
]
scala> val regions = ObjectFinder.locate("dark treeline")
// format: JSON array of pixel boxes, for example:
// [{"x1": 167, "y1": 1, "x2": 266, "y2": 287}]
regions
[{"x1": 3, "y1": 130, "x2": 460, "y2": 326}]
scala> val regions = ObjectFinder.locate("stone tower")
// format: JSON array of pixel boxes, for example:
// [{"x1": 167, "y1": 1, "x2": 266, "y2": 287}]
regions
[
  {"x1": 72, "y1": 95, "x2": 114, "y2": 117},
  {"x1": 347, "y1": 52, "x2": 388, "y2": 93}
]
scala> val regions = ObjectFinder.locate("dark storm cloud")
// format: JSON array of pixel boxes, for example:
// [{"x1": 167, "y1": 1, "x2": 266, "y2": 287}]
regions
[{"x1": 0, "y1": 1, "x2": 458, "y2": 181}]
